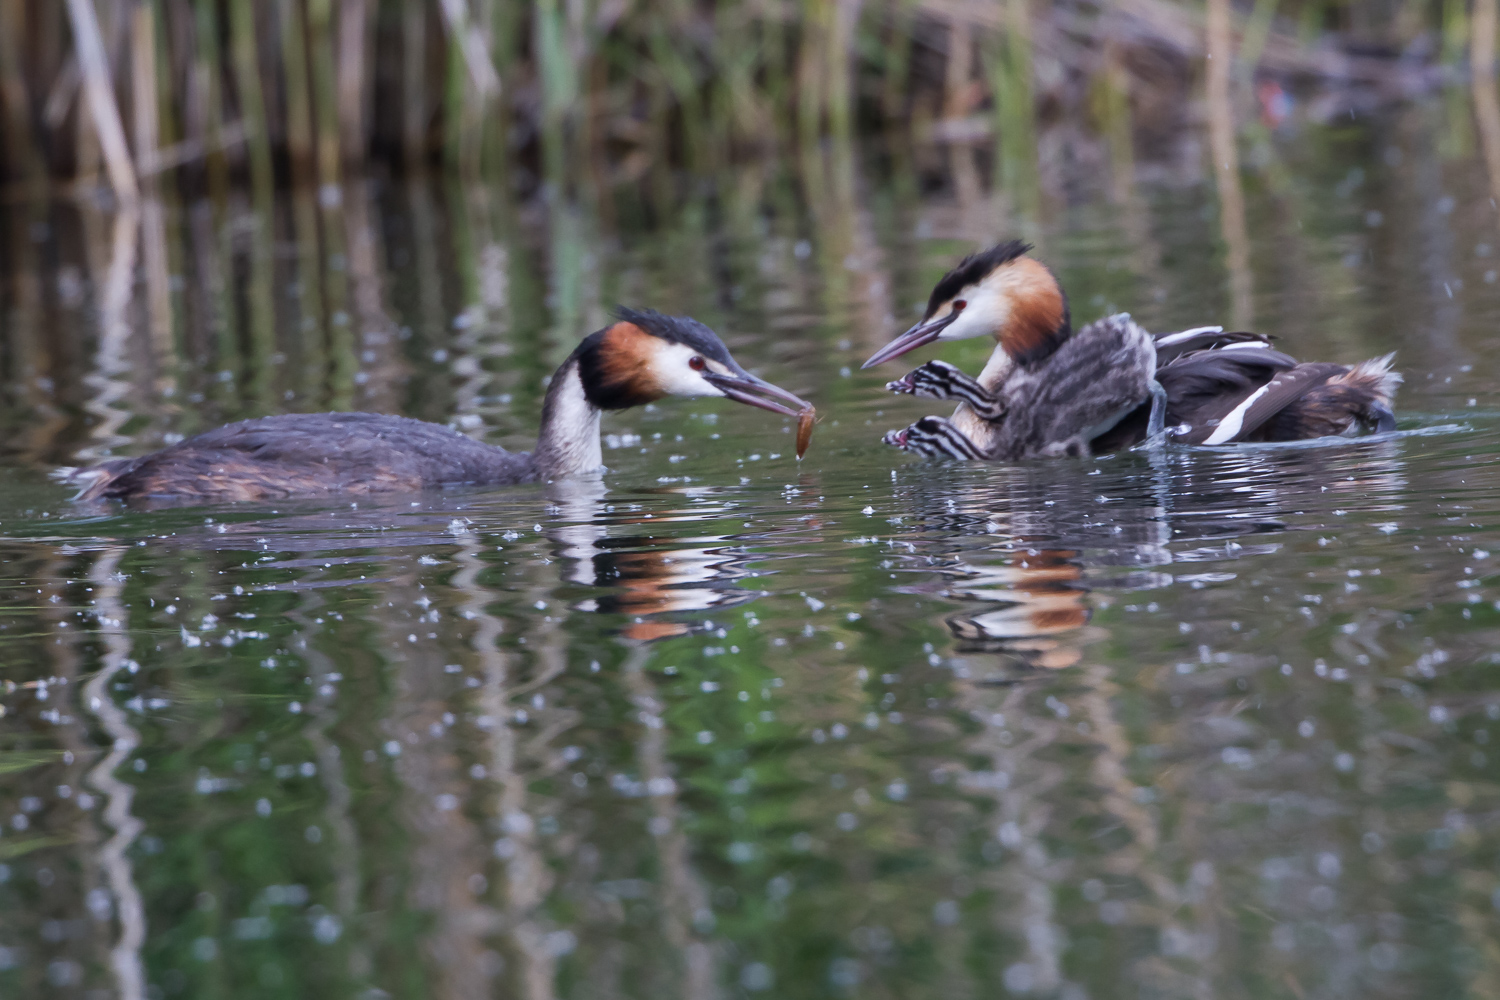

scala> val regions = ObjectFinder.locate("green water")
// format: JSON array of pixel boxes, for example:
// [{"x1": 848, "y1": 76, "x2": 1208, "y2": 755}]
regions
[{"x1": 2, "y1": 98, "x2": 1500, "y2": 1000}]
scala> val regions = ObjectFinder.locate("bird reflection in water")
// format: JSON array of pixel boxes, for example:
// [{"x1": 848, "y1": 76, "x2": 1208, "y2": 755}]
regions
[
  {"x1": 904, "y1": 444, "x2": 1375, "y2": 673},
  {"x1": 923, "y1": 435, "x2": 1412, "y2": 673},
  {"x1": 547, "y1": 482, "x2": 760, "y2": 641},
  {"x1": 943, "y1": 546, "x2": 1097, "y2": 670}
]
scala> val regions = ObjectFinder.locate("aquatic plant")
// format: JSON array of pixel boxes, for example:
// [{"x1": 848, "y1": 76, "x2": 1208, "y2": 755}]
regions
[{"x1": 0, "y1": 0, "x2": 1478, "y2": 197}]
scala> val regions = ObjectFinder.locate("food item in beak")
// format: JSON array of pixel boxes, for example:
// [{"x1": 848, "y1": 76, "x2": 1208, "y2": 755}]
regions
[{"x1": 796, "y1": 406, "x2": 816, "y2": 459}]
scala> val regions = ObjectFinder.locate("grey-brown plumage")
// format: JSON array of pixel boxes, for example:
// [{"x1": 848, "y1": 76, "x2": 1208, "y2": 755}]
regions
[
  {"x1": 1166, "y1": 353, "x2": 1399, "y2": 444},
  {"x1": 73, "y1": 413, "x2": 539, "y2": 501},
  {"x1": 886, "y1": 314, "x2": 1157, "y2": 460},
  {"x1": 888, "y1": 328, "x2": 1400, "y2": 461},
  {"x1": 68, "y1": 309, "x2": 810, "y2": 502},
  {"x1": 868, "y1": 241, "x2": 1401, "y2": 462}
]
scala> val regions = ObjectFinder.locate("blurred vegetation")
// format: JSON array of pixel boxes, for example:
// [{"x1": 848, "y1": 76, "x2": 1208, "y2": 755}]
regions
[{"x1": 0, "y1": 0, "x2": 1493, "y2": 198}]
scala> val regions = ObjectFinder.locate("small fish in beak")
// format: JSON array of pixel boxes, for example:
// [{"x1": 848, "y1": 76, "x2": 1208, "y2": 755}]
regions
[{"x1": 796, "y1": 406, "x2": 817, "y2": 459}]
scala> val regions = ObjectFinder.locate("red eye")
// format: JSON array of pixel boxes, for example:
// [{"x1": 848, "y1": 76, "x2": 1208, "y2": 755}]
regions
[
  {"x1": 952, "y1": 299, "x2": 967, "y2": 311},
  {"x1": 689, "y1": 356, "x2": 706, "y2": 371}
]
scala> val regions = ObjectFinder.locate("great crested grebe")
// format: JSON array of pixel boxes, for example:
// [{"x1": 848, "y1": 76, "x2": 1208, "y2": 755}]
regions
[
  {"x1": 70, "y1": 309, "x2": 810, "y2": 501},
  {"x1": 864, "y1": 241, "x2": 1401, "y2": 461}
]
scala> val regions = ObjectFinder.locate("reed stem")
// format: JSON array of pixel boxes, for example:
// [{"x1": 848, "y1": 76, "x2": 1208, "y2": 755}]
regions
[
  {"x1": 228, "y1": 0, "x2": 274, "y2": 196},
  {"x1": 130, "y1": 1, "x2": 158, "y2": 175},
  {"x1": 305, "y1": 0, "x2": 341, "y2": 190},
  {"x1": 66, "y1": 0, "x2": 139, "y2": 200},
  {"x1": 281, "y1": 0, "x2": 316, "y2": 183},
  {"x1": 0, "y1": 0, "x2": 42, "y2": 185},
  {"x1": 337, "y1": 0, "x2": 369, "y2": 166},
  {"x1": 402, "y1": 0, "x2": 427, "y2": 168},
  {"x1": 0, "y1": 1, "x2": 1470, "y2": 194}
]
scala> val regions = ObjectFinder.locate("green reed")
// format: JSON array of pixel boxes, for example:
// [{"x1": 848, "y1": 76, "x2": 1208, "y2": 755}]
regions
[{"x1": 0, "y1": 0, "x2": 1478, "y2": 204}]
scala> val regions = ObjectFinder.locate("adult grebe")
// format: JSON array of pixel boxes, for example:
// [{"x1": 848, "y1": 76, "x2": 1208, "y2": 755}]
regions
[
  {"x1": 70, "y1": 309, "x2": 810, "y2": 501},
  {"x1": 863, "y1": 241, "x2": 1401, "y2": 461}
]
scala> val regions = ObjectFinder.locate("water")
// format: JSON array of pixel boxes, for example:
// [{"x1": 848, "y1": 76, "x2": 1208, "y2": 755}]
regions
[{"x1": 3, "y1": 96, "x2": 1500, "y2": 999}]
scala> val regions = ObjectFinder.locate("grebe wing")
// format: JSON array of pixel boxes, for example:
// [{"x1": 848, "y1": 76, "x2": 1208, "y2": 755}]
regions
[
  {"x1": 1157, "y1": 347, "x2": 1297, "y2": 418},
  {"x1": 1154, "y1": 327, "x2": 1275, "y2": 366},
  {"x1": 1184, "y1": 362, "x2": 1348, "y2": 445},
  {"x1": 1254, "y1": 355, "x2": 1401, "y2": 440}
]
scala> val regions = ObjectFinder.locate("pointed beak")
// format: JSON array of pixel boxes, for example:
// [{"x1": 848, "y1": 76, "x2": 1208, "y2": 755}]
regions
[
  {"x1": 862, "y1": 312, "x2": 959, "y2": 368},
  {"x1": 703, "y1": 369, "x2": 809, "y2": 417}
]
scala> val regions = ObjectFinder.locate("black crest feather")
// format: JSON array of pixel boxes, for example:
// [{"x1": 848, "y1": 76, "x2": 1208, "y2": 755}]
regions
[
  {"x1": 572, "y1": 307, "x2": 738, "y2": 410},
  {"x1": 925, "y1": 240, "x2": 1033, "y2": 319},
  {"x1": 613, "y1": 306, "x2": 735, "y2": 365}
]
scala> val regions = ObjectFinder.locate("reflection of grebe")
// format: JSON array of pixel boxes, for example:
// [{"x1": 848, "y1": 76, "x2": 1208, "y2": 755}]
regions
[
  {"x1": 578, "y1": 540, "x2": 757, "y2": 641},
  {"x1": 943, "y1": 549, "x2": 1095, "y2": 670},
  {"x1": 865, "y1": 242, "x2": 1401, "y2": 459},
  {"x1": 549, "y1": 487, "x2": 758, "y2": 642},
  {"x1": 69, "y1": 310, "x2": 808, "y2": 501}
]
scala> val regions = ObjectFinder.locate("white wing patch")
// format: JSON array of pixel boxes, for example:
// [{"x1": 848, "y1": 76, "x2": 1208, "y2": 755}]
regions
[
  {"x1": 1155, "y1": 325, "x2": 1225, "y2": 347},
  {"x1": 1203, "y1": 380, "x2": 1275, "y2": 444}
]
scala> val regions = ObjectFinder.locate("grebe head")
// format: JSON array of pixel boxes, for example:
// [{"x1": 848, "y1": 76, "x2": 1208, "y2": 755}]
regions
[
  {"x1": 862, "y1": 240, "x2": 1071, "y2": 368},
  {"x1": 575, "y1": 307, "x2": 808, "y2": 416}
]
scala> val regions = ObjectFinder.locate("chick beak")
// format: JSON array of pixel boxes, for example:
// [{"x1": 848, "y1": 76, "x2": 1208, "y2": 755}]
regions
[
  {"x1": 703, "y1": 369, "x2": 809, "y2": 417},
  {"x1": 861, "y1": 311, "x2": 959, "y2": 368}
]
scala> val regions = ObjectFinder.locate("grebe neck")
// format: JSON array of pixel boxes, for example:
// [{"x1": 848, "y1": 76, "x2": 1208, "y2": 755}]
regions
[
  {"x1": 532, "y1": 359, "x2": 603, "y2": 479},
  {"x1": 976, "y1": 344, "x2": 1019, "y2": 391},
  {"x1": 949, "y1": 344, "x2": 1018, "y2": 445}
]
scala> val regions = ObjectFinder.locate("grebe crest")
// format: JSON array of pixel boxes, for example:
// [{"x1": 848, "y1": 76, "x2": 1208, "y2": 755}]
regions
[{"x1": 577, "y1": 308, "x2": 753, "y2": 409}]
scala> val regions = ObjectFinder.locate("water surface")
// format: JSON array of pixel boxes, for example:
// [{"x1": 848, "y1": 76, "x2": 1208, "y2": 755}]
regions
[{"x1": 1, "y1": 96, "x2": 1500, "y2": 999}]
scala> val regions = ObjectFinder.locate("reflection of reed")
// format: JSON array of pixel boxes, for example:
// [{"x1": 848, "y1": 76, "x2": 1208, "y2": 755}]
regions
[
  {"x1": 380, "y1": 559, "x2": 504, "y2": 999},
  {"x1": 1074, "y1": 661, "x2": 1202, "y2": 993},
  {"x1": 1205, "y1": 0, "x2": 1253, "y2": 330},
  {"x1": 317, "y1": 194, "x2": 358, "y2": 410},
  {"x1": 407, "y1": 178, "x2": 449, "y2": 408},
  {"x1": 344, "y1": 178, "x2": 407, "y2": 412},
  {"x1": 138, "y1": 193, "x2": 173, "y2": 384},
  {"x1": 446, "y1": 183, "x2": 513, "y2": 430},
  {"x1": 80, "y1": 546, "x2": 147, "y2": 1000},
  {"x1": 27, "y1": 553, "x2": 108, "y2": 987},
  {"x1": 954, "y1": 681, "x2": 1065, "y2": 993},
  {"x1": 2, "y1": 205, "x2": 68, "y2": 460},
  {"x1": 800, "y1": 133, "x2": 898, "y2": 358},
  {"x1": 290, "y1": 186, "x2": 331, "y2": 406},
  {"x1": 77, "y1": 206, "x2": 140, "y2": 460},
  {"x1": 291, "y1": 597, "x2": 373, "y2": 984},
  {"x1": 619, "y1": 645, "x2": 721, "y2": 999},
  {"x1": 453, "y1": 539, "x2": 564, "y2": 1000},
  {"x1": 243, "y1": 195, "x2": 278, "y2": 413}
]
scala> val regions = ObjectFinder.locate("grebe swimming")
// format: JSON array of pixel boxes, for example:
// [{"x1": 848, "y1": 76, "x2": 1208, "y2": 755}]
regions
[
  {"x1": 71, "y1": 309, "x2": 810, "y2": 501},
  {"x1": 864, "y1": 241, "x2": 1400, "y2": 461}
]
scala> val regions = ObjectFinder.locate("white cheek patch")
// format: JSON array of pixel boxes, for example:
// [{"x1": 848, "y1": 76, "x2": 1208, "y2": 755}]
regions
[
  {"x1": 940, "y1": 285, "x2": 1009, "y2": 341},
  {"x1": 649, "y1": 342, "x2": 722, "y2": 398}
]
